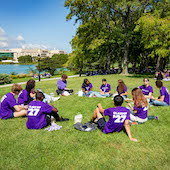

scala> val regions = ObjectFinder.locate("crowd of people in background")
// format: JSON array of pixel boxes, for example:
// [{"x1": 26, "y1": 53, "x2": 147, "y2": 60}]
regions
[
  {"x1": 0, "y1": 73, "x2": 169, "y2": 142},
  {"x1": 155, "y1": 70, "x2": 170, "y2": 80}
]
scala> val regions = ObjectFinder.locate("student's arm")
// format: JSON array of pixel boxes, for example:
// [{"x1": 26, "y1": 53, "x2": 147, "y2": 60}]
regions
[
  {"x1": 30, "y1": 93, "x2": 36, "y2": 98},
  {"x1": 127, "y1": 103, "x2": 137, "y2": 113},
  {"x1": 152, "y1": 95, "x2": 164, "y2": 102},
  {"x1": 124, "y1": 120, "x2": 138, "y2": 142},
  {"x1": 97, "y1": 103, "x2": 104, "y2": 114},
  {"x1": 100, "y1": 89, "x2": 104, "y2": 95},
  {"x1": 82, "y1": 88, "x2": 85, "y2": 93},
  {"x1": 121, "y1": 91, "x2": 127, "y2": 96}
]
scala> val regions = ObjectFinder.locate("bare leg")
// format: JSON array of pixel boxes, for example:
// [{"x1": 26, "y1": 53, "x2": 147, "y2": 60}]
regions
[
  {"x1": 92, "y1": 108, "x2": 103, "y2": 122},
  {"x1": 14, "y1": 110, "x2": 27, "y2": 117}
]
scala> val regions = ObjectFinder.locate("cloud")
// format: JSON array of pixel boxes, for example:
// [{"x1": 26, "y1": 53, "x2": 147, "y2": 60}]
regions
[
  {"x1": 0, "y1": 27, "x2": 48, "y2": 49},
  {"x1": 16, "y1": 35, "x2": 24, "y2": 41}
]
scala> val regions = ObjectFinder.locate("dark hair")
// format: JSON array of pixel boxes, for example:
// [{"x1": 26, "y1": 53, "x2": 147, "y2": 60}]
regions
[
  {"x1": 61, "y1": 74, "x2": 68, "y2": 79},
  {"x1": 156, "y1": 80, "x2": 163, "y2": 88},
  {"x1": 26, "y1": 79, "x2": 35, "y2": 86},
  {"x1": 114, "y1": 95, "x2": 124, "y2": 106},
  {"x1": 102, "y1": 79, "x2": 106, "y2": 82},
  {"x1": 118, "y1": 79, "x2": 125, "y2": 93},
  {"x1": 82, "y1": 79, "x2": 89, "y2": 88},
  {"x1": 36, "y1": 91, "x2": 45, "y2": 101},
  {"x1": 26, "y1": 79, "x2": 36, "y2": 104},
  {"x1": 143, "y1": 78, "x2": 149, "y2": 82},
  {"x1": 11, "y1": 84, "x2": 23, "y2": 93}
]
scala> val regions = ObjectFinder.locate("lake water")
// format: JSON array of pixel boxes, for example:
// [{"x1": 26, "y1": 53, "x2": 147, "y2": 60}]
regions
[
  {"x1": 0, "y1": 64, "x2": 37, "y2": 74},
  {"x1": 0, "y1": 64, "x2": 68, "y2": 74}
]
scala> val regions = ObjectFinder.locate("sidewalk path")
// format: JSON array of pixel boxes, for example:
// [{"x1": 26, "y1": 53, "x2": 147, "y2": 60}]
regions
[{"x1": 0, "y1": 75, "x2": 81, "y2": 88}]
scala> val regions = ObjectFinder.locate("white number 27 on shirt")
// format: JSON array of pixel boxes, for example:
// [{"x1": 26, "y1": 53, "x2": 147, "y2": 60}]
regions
[
  {"x1": 113, "y1": 114, "x2": 126, "y2": 123},
  {"x1": 28, "y1": 108, "x2": 40, "y2": 116}
]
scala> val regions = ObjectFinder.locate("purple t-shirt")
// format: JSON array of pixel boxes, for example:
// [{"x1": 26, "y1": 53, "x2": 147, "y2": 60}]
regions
[
  {"x1": 26, "y1": 101, "x2": 53, "y2": 129},
  {"x1": 0, "y1": 93, "x2": 17, "y2": 119},
  {"x1": 139, "y1": 85, "x2": 153, "y2": 96},
  {"x1": 116, "y1": 85, "x2": 127, "y2": 96},
  {"x1": 160, "y1": 86, "x2": 169, "y2": 105},
  {"x1": 134, "y1": 104, "x2": 148, "y2": 119},
  {"x1": 81, "y1": 83, "x2": 93, "y2": 91},
  {"x1": 100, "y1": 84, "x2": 111, "y2": 93},
  {"x1": 18, "y1": 89, "x2": 29, "y2": 105},
  {"x1": 57, "y1": 79, "x2": 67, "y2": 90},
  {"x1": 103, "y1": 106, "x2": 130, "y2": 134}
]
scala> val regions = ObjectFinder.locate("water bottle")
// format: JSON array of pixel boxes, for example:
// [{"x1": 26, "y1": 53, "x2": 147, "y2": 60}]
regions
[{"x1": 74, "y1": 113, "x2": 83, "y2": 123}]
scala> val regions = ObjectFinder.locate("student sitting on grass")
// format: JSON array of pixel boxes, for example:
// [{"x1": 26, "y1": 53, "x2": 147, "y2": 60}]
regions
[
  {"x1": 139, "y1": 78, "x2": 153, "y2": 100},
  {"x1": 18, "y1": 79, "x2": 36, "y2": 105},
  {"x1": 113, "y1": 80, "x2": 127, "y2": 99},
  {"x1": 90, "y1": 79, "x2": 111, "y2": 98},
  {"x1": 56, "y1": 74, "x2": 73, "y2": 95},
  {"x1": 26, "y1": 91, "x2": 69, "y2": 129},
  {"x1": 90, "y1": 95, "x2": 138, "y2": 142},
  {"x1": 81, "y1": 79, "x2": 93, "y2": 96},
  {"x1": 0, "y1": 84, "x2": 27, "y2": 119},
  {"x1": 150, "y1": 80, "x2": 169, "y2": 106},
  {"x1": 127, "y1": 88, "x2": 157, "y2": 124}
]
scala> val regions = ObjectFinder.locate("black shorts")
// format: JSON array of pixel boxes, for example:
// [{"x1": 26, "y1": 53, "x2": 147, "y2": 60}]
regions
[{"x1": 97, "y1": 117, "x2": 106, "y2": 131}]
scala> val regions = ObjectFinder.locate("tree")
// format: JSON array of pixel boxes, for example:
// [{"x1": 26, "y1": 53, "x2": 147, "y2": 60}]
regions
[
  {"x1": 18, "y1": 55, "x2": 32, "y2": 63},
  {"x1": 65, "y1": 0, "x2": 152, "y2": 74},
  {"x1": 36, "y1": 54, "x2": 69, "y2": 75},
  {"x1": 135, "y1": 15, "x2": 170, "y2": 71}
]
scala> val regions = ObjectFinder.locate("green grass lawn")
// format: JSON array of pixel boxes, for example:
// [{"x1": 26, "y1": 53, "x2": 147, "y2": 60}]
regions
[{"x1": 0, "y1": 74, "x2": 169, "y2": 169}]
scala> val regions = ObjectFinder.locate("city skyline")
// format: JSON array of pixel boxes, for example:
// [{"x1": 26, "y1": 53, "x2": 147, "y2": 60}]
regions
[{"x1": 0, "y1": 0, "x2": 78, "y2": 53}]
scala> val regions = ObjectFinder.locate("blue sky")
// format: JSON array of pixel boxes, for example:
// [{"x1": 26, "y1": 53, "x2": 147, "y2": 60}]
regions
[{"x1": 0, "y1": 0, "x2": 78, "y2": 53}]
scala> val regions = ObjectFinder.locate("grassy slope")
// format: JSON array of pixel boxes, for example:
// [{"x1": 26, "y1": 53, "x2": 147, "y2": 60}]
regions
[{"x1": 0, "y1": 74, "x2": 169, "y2": 170}]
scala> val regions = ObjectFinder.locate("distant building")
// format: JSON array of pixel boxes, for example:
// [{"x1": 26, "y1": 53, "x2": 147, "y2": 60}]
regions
[{"x1": 0, "y1": 48, "x2": 67, "y2": 62}]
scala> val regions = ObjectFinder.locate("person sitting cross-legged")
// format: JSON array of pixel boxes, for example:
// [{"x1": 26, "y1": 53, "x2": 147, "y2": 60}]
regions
[
  {"x1": 89, "y1": 79, "x2": 111, "y2": 98},
  {"x1": 0, "y1": 84, "x2": 27, "y2": 119},
  {"x1": 150, "y1": 80, "x2": 169, "y2": 106},
  {"x1": 26, "y1": 91, "x2": 69, "y2": 130},
  {"x1": 91, "y1": 95, "x2": 138, "y2": 142}
]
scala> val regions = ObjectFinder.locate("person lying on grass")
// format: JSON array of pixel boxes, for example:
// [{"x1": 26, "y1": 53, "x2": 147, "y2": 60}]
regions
[
  {"x1": 89, "y1": 79, "x2": 111, "y2": 98},
  {"x1": 150, "y1": 80, "x2": 169, "y2": 106},
  {"x1": 0, "y1": 84, "x2": 27, "y2": 119},
  {"x1": 26, "y1": 91, "x2": 69, "y2": 129},
  {"x1": 90, "y1": 95, "x2": 138, "y2": 142},
  {"x1": 127, "y1": 88, "x2": 157, "y2": 124}
]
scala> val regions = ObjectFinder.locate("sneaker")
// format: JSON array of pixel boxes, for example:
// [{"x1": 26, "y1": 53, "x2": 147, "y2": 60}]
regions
[{"x1": 130, "y1": 121, "x2": 138, "y2": 125}]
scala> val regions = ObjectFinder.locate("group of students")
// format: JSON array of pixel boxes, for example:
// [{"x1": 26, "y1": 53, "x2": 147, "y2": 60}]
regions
[
  {"x1": 0, "y1": 74, "x2": 169, "y2": 142},
  {"x1": 0, "y1": 79, "x2": 69, "y2": 129}
]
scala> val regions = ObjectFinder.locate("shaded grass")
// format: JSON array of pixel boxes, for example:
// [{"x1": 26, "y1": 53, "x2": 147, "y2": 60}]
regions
[{"x1": 0, "y1": 74, "x2": 169, "y2": 169}]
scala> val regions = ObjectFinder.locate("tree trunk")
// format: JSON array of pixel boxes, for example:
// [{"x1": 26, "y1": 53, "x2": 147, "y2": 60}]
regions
[
  {"x1": 156, "y1": 55, "x2": 161, "y2": 71},
  {"x1": 121, "y1": 16, "x2": 129, "y2": 75},
  {"x1": 121, "y1": 41, "x2": 129, "y2": 75}
]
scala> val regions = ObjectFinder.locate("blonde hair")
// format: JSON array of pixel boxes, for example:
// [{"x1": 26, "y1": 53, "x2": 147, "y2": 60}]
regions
[
  {"x1": 11, "y1": 84, "x2": 23, "y2": 93},
  {"x1": 132, "y1": 88, "x2": 148, "y2": 107}
]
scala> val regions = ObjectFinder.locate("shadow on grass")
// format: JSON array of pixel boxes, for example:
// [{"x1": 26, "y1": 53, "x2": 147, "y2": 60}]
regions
[{"x1": 127, "y1": 73, "x2": 154, "y2": 78}]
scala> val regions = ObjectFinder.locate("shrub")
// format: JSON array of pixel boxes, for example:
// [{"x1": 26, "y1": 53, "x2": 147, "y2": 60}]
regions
[{"x1": 0, "y1": 74, "x2": 12, "y2": 85}]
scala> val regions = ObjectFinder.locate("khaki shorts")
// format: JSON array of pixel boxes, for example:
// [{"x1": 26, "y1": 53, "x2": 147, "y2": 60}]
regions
[{"x1": 130, "y1": 114, "x2": 148, "y2": 123}]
